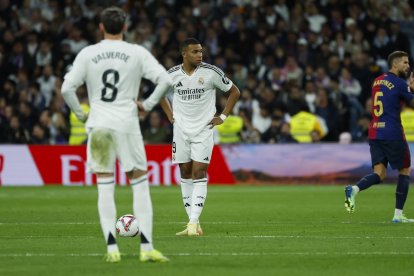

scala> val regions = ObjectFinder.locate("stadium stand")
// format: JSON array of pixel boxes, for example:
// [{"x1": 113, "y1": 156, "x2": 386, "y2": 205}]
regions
[{"x1": 1, "y1": 0, "x2": 413, "y2": 144}]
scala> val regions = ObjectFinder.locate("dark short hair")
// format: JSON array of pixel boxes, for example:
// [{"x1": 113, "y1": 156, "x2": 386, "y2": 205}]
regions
[
  {"x1": 387, "y1": 51, "x2": 408, "y2": 68},
  {"x1": 180, "y1": 38, "x2": 201, "y2": 53},
  {"x1": 100, "y1": 6, "x2": 126, "y2": 35}
]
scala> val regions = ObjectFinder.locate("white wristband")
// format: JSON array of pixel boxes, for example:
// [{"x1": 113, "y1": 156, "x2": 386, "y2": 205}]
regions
[{"x1": 219, "y1": 114, "x2": 227, "y2": 121}]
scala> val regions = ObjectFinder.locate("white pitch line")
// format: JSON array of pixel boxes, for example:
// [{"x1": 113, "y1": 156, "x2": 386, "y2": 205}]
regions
[
  {"x1": 1, "y1": 252, "x2": 414, "y2": 258},
  {"x1": 0, "y1": 222, "x2": 97, "y2": 225},
  {"x1": 0, "y1": 221, "x2": 398, "y2": 225},
  {"x1": 1, "y1": 235, "x2": 414, "y2": 240},
  {"x1": 218, "y1": 235, "x2": 414, "y2": 239}
]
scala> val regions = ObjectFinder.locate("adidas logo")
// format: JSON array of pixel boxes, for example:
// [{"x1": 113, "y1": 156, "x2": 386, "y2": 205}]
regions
[
  {"x1": 184, "y1": 203, "x2": 190, "y2": 207},
  {"x1": 203, "y1": 157, "x2": 209, "y2": 161},
  {"x1": 176, "y1": 81, "x2": 183, "y2": 87},
  {"x1": 195, "y1": 203, "x2": 204, "y2": 207}
]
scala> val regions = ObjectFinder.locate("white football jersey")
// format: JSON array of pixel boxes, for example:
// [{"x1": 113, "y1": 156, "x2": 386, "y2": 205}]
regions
[
  {"x1": 168, "y1": 62, "x2": 233, "y2": 137},
  {"x1": 63, "y1": 39, "x2": 167, "y2": 133}
]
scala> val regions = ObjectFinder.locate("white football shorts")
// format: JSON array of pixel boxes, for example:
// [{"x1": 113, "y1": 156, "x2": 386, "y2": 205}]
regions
[
  {"x1": 172, "y1": 123, "x2": 214, "y2": 164},
  {"x1": 86, "y1": 128, "x2": 147, "y2": 173}
]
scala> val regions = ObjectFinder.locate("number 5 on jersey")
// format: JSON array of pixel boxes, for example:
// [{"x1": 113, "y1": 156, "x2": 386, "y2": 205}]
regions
[{"x1": 373, "y1": 91, "x2": 383, "y2": 117}]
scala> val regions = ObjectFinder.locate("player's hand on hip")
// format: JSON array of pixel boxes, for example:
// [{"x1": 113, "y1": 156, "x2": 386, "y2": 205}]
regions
[
  {"x1": 134, "y1": 100, "x2": 148, "y2": 121},
  {"x1": 135, "y1": 100, "x2": 145, "y2": 111},
  {"x1": 208, "y1": 116, "x2": 224, "y2": 129},
  {"x1": 80, "y1": 112, "x2": 88, "y2": 123}
]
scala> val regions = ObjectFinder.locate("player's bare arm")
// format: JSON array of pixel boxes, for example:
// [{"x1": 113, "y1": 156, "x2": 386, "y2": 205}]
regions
[
  {"x1": 409, "y1": 72, "x2": 414, "y2": 91},
  {"x1": 160, "y1": 98, "x2": 174, "y2": 124},
  {"x1": 407, "y1": 72, "x2": 414, "y2": 108},
  {"x1": 208, "y1": 84, "x2": 241, "y2": 128}
]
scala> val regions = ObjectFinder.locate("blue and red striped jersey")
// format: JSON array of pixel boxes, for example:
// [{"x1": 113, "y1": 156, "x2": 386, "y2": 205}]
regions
[{"x1": 368, "y1": 72, "x2": 414, "y2": 140}]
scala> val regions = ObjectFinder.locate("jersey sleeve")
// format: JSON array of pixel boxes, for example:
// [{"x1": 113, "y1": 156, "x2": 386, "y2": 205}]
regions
[
  {"x1": 63, "y1": 48, "x2": 87, "y2": 86},
  {"x1": 61, "y1": 49, "x2": 88, "y2": 121},
  {"x1": 209, "y1": 65, "x2": 233, "y2": 93},
  {"x1": 140, "y1": 46, "x2": 168, "y2": 84},
  {"x1": 398, "y1": 79, "x2": 414, "y2": 103}
]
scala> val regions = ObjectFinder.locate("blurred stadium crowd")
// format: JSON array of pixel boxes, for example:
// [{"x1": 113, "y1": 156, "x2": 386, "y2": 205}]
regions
[{"x1": 1, "y1": 0, "x2": 414, "y2": 145}]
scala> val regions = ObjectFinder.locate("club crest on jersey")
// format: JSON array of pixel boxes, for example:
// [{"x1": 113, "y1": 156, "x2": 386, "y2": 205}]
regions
[{"x1": 198, "y1": 77, "x2": 204, "y2": 85}]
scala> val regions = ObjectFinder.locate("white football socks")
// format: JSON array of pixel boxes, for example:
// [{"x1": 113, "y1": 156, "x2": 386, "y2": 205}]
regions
[
  {"x1": 97, "y1": 176, "x2": 119, "y2": 253},
  {"x1": 352, "y1": 186, "x2": 360, "y2": 194},
  {"x1": 394, "y1": 208, "x2": 403, "y2": 217},
  {"x1": 131, "y1": 174, "x2": 154, "y2": 252},
  {"x1": 189, "y1": 178, "x2": 207, "y2": 224},
  {"x1": 180, "y1": 178, "x2": 194, "y2": 220}
]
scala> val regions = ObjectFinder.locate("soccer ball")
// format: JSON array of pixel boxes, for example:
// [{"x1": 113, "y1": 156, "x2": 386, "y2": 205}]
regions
[{"x1": 116, "y1": 214, "x2": 140, "y2": 237}]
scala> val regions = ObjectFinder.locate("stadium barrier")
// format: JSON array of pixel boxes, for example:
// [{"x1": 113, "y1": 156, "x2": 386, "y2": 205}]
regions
[
  {"x1": 0, "y1": 145, "x2": 234, "y2": 186},
  {"x1": 221, "y1": 144, "x2": 413, "y2": 184},
  {"x1": 2, "y1": 144, "x2": 414, "y2": 186}
]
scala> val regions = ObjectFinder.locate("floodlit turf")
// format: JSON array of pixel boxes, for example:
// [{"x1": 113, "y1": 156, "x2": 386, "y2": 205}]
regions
[{"x1": 1, "y1": 185, "x2": 414, "y2": 276}]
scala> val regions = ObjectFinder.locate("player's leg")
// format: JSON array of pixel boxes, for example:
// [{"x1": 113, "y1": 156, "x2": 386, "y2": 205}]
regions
[
  {"x1": 117, "y1": 132, "x2": 168, "y2": 262},
  {"x1": 188, "y1": 161, "x2": 209, "y2": 235},
  {"x1": 179, "y1": 162, "x2": 193, "y2": 220},
  {"x1": 345, "y1": 140, "x2": 384, "y2": 213},
  {"x1": 389, "y1": 141, "x2": 413, "y2": 223},
  {"x1": 87, "y1": 128, "x2": 120, "y2": 262},
  {"x1": 171, "y1": 125, "x2": 198, "y2": 235},
  {"x1": 186, "y1": 127, "x2": 213, "y2": 235}
]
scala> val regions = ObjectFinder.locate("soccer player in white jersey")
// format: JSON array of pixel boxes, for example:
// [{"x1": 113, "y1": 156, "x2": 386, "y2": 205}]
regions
[
  {"x1": 61, "y1": 6, "x2": 171, "y2": 263},
  {"x1": 164, "y1": 38, "x2": 240, "y2": 236}
]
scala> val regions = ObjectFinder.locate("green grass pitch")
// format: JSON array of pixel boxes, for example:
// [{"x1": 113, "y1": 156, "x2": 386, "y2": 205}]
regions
[{"x1": 1, "y1": 185, "x2": 414, "y2": 276}]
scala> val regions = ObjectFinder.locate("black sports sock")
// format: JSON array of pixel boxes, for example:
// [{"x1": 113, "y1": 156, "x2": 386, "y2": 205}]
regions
[
  {"x1": 396, "y1": 175, "x2": 410, "y2": 210},
  {"x1": 107, "y1": 232, "x2": 116, "y2": 245},
  {"x1": 356, "y1": 173, "x2": 381, "y2": 191}
]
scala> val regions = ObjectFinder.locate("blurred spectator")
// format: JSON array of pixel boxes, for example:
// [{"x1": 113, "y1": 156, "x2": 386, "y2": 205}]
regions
[
  {"x1": 339, "y1": 132, "x2": 352, "y2": 144},
  {"x1": 5, "y1": 115, "x2": 31, "y2": 143},
  {"x1": 37, "y1": 64, "x2": 57, "y2": 106},
  {"x1": 251, "y1": 102, "x2": 272, "y2": 134},
  {"x1": 289, "y1": 107, "x2": 328, "y2": 143},
  {"x1": 329, "y1": 77, "x2": 349, "y2": 134},
  {"x1": 339, "y1": 67, "x2": 364, "y2": 134},
  {"x1": 27, "y1": 82, "x2": 46, "y2": 112},
  {"x1": 315, "y1": 87, "x2": 339, "y2": 141},
  {"x1": 64, "y1": 28, "x2": 88, "y2": 54},
  {"x1": 142, "y1": 110, "x2": 171, "y2": 144},
  {"x1": 233, "y1": 88, "x2": 257, "y2": 118},
  {"x1": 296, "y1": 38, "x2": 309, "y2": 68},
  {"x1": 35, "y1": 41, "x2": 52, "y2": 67},
  {"x1": 277, "y1": 122, "x2": 298, "y2": 143},
  {"x1": 401, "y1": 106, "x2": 414, "y2": 142},
  {"x1": 68, "y1": 92, "x2": 89, "y2": 145},
  {"x1": 351, "y1": 113, "x2": 371, "y2": 142},
  {"x1": 239, "y1": 108, "x2": 261, "y2": 144},
  {"x1": 31, "y1": 123, "x2": 49, "y2": 144},
  {"x1": 18, "y1": 101, "x2": 37, "y2": 132},
  {"x1": 280, "y1": 56, "x2": 303, "y2": 86},
  {"x1": 286, "y1": 83, "x2": 308, "y2": 116},
  {"x1": 306, "y1": 3, "x2": 327, "y2": 33},
  {"x1": 51, "y1": 111, "x2": 69, "y2": 144},
  {"x1": 304, "y1": 80, "x2": 317, "y2": 113},
  {"x1": 372, "y1": 27, "x2": 391, "y2": 63},
  {"x1": 261, "y1": 115, "x2": 283, "y2": 143},
  {"x1": 3, "y1": 78, "x2": 19, "y2": 106},
  {"x1": 389, "y1": 21, "x2": 411, "y2": 56},
  {"x1": 216, "y1": 113, "x2": 243, "y2": 144},
  {"x1": 0, "y1": 0, "x2": 413, "y2": 145}
]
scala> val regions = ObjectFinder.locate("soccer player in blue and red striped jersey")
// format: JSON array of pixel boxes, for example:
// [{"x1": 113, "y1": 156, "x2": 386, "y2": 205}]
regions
[{"x1": 344, "y1": 51, "x2": 414, "y2": 223}]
